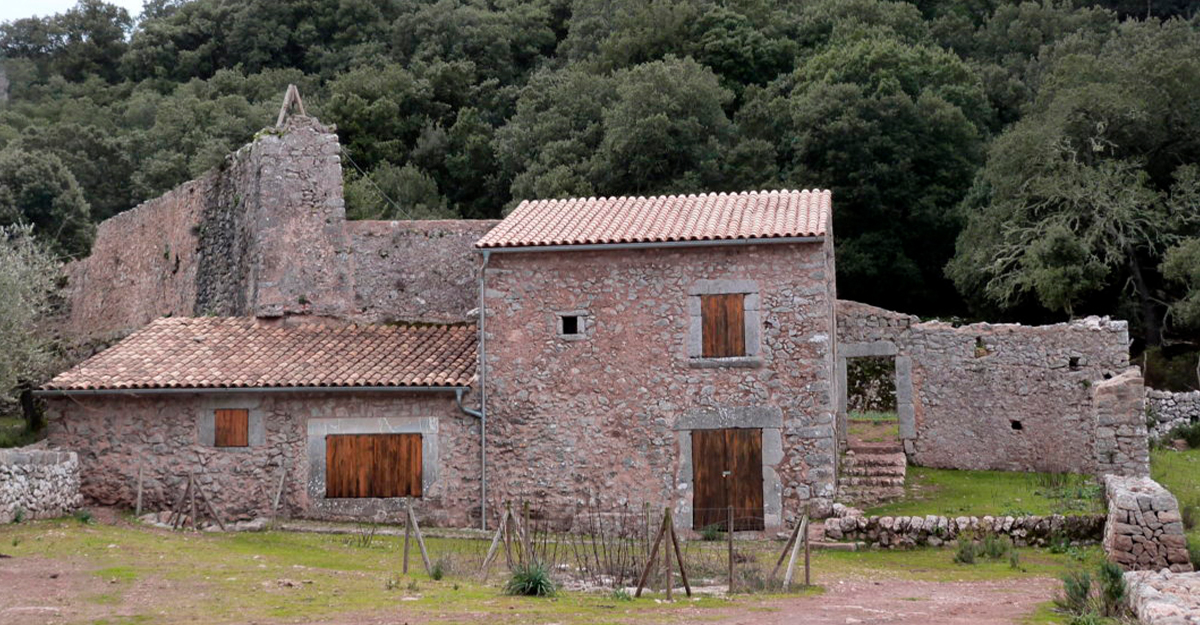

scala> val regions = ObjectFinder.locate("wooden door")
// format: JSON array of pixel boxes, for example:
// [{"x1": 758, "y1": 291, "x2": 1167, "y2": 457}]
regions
[
  {"x1": 691, "y1": 428, "x2": 764, "y2": 530},
  {"x1": 325, "y1": 433, "x2": 422, "y2": 498}
]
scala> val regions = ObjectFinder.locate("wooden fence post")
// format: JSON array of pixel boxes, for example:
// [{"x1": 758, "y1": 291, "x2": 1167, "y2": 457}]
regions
[
  {"x1": 665, "y1": 508, "x2": 691, "y2": 598},
  {"x1": 406, "y1": 498, "x2": 433, "y2": 575},
  {"x1": 634, "y1": 510, "x2": 670, "y2": 597},
  {"x1": 782, "y1": 516, "x2": 808, "y2": 591},
  {"x1": 403, "y1": 498, "x2": 412, "y2": 574},
  {"x1": 727, "y1": 506, "x2": 735, "y2": 594},
  {"x1": 134, "y1": 465, "x2": 144, "y2": 518}
]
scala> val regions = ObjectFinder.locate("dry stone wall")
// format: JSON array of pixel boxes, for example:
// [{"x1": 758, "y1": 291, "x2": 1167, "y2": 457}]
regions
[
  {"x1": 1104, "y1": 475, "x2": 1193, "y2": 573},
  {"x1": 1148, "y1": 390, "x2": 1200, "y2": 439},
  {"x1": 1125, "y1": 570, "x2": 1200, "y2": 624},
  {"x1": 823, "y1": 504, "x2": 1104, "y2": 548},
  {"x1": 44, "y1": 391, "x2": 482, "y2": 526},
  {"x1": 836, "y1": 301, "x2": 1137, "y2": 475},
  {"x1": 1093, "y1": 369, "x2": 1152, "y2": 477},
  {"x1": 0, "y1": 448, "x2": 83, "y2": 523}
]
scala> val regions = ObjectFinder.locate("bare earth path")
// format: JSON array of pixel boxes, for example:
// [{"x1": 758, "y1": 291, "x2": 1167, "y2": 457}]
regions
[{"x1": 714, "y1": 577, "x2": 1057, "y2": 625}]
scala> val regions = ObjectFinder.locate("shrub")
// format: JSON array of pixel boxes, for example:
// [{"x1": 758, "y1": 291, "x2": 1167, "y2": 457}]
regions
[
  {"x1": 1056, "y1": 569, "x2": 1092, "y2": 615},
  {"x1": 1188, "y1": 540, "x2": 1200, "y2": 568},
  {"x1": 1008, "y1": 549, "x2": 1021, "y2": 569},
  {"x1": 73, "y1": 510, "x2": 93, "y2": 525},
  {"x1": 981, "y1": 535, "x2": 1012, "y2": 560},
  {"x1": 700, "y1": 524, "x2": 724, "y2": 542},
  {"x1": 1068, "y1": 612, "x2": 1106, "y2": 625},
  {"x1": 11, "y1": 508, "x2": 24, "y2": 524},
  {"x1": 505, "y1": 562, "x2": 557, "y2": 597},
  {"x1": 430, "y1": 557, "x2": 448, "y2": 581},
  {"x1": 1096, "y1": 561, "x2": 1126, "y2": 617},
  {"x1": 610, "y1": 588, "x2": 633, "y2": 601},
  {"x1": 1181, "y1": 500, "x2": 1198, "y2": 532},
  {"x1": 1167, "y1": 422, "x2": 1200, "y2": 449},
  {"x1": 953, "y1": 539, "x2": 977, "y2": 565}
]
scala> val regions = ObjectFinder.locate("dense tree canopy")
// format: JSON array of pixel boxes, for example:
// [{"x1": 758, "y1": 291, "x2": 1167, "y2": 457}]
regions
[{"x1": 1, "y1": 0, "x2": 1199, "y2": 375}]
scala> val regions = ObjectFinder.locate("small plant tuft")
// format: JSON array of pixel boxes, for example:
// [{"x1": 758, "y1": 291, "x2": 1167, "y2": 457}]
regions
[
  {"x1": 1008, "y1": 548, "x2": 1021, "y2": 569},
  {"x1": 12, "y1": 508, "x2": 24, "y2": 524},
  {"x1": 406, "y1": 579, "x2": 420, "y2": 592},
  {"x1": 505, "y1": 562, "x2": 557, "y2": 597},
  {"x1": 700, "y1": 523, "x2": 724, "y2": 542},
  {"x1": 383, "y1": 574, "x2": 400, "y2": 591},
  {"x1": 1056, "y1": 569, "x2": 1092, "y2": 615},
  {"x1": 73, "y1": 509, "x2": 94, "y2": 525},
  {"x1": 1096, "y1": 561, "x2": 1126, "y2": 617},
  {"x1": 953, "y1": 539, "x2": 977, "y2": 565},
  {"x1": 610, "y1": 587, "x2": 633, "y2": 601},
  {"x1": 430, "y1": 557, "x2": 448, "y2": 581}
]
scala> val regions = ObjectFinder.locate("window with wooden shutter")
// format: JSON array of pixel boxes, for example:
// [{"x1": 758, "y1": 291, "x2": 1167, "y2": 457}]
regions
[
  {"x1": 325, "y1": 434, "x2": 422, "y2": 498},
  {"x1": 214, "y1": 409, "x2": 249, "y2": 447},
  {"x1": 701, "y1": 293, "x2": 746, "y2": 358}
]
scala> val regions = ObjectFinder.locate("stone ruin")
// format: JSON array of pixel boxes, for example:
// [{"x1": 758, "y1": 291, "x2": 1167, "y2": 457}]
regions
[{"x1": 1103, "y1": 475, "x2": 1193, "y2": 573}]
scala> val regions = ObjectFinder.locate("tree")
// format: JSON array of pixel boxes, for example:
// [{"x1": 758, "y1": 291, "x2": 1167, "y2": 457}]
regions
[
  {"x1": 0, "y1": 224, "x2": 58, "y2": 416},
  {"x1": 1162, "y1": 237, "x2": 1200, "y2": 331},
  {"x1": 0, "y1": 148, "x2": 93, "y2": 256},
  {"x1": 948, "y1": 19, "x2": 1200, "y2": 344}
]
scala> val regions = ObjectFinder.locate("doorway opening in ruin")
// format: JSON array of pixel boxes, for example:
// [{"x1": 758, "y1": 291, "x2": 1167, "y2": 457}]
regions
[{"x1": 845, "y1": 356, "x2": 900, "y2": 448}]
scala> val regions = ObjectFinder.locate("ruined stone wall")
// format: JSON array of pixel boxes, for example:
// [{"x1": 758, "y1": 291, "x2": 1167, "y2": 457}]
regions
[
  {"x1": 824, "y1": 506, "x2": 1104, "y2": 548},
  {"x1": 483, "y1": 242, "x2": 837, "y2": 527},
  {"x1": 1093, "y1": 369, "x2": 1151, "y2": 477},
  {"x1": 44, "y1": 392, "x2": 481, "y2": 526},
  {"x1": 836, "y1": 300, "x2": 1133, "y2": 474},
  {"x1": 0, "y1": 448, "x2": 83, "y2": 523},
  {"x1": 347, "y1": 219, "x2": 497, "y2": 323},
  {"x1": 1104, "y1": 475, "x2": 1193, "y2": 573},
  {"x1": 1148, "y1": 389, "x2": 1200, "y2": 439}
]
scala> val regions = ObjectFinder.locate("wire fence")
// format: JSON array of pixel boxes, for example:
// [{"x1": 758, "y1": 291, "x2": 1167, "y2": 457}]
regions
[{"x1": 354, "y1": 501, "x2": 812, "y2": 594}]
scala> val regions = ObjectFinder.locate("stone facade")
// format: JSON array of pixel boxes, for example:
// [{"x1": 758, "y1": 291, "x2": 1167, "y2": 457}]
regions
[
  {"x1": 0, "y1": 447, "x2": 83, "y2": 523},
  {"x1": 482, "y1": 238, "x2": 839, "y2": 528},
  {"x1": 1148, "y1": 389, "x2": 1200, "y2": 440},
  {"x1": 823, "y1": 507, "x2": 1104, "y2": 548},
  {"x1": 1093, "y1": 369, "x2": 1152, "y2": 477},
  {"x1": 836, "y1": 300, "x2": 1136, "y2": 475},
  {"x1": 1103, "y1": 475, "x2": 1193, "y2": 573},
  {"x1": 44, "y1": 391, "x2": 482, "y2": 526},
  {"x1": 1126, "y1": 570, "x2": 1200, "y2": 624}
]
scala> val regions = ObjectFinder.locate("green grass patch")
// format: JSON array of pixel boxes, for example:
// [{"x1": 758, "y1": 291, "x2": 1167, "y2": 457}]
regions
[
  {"x1": 94, "y1": 566, "x2": 139, "y2": 582},
  {"x1": 813, "y1": 545, "x2": 1103, "y2": 583},
  {"x1": 1151, "y1": 447, "x2": 1200, "y2": 562},
  {"x1": 0, "y1": 415, "x2": 38, "y2": 448},
  {"x1": 865, "y1": 467, "x2": 1104, "y2": 517},
  {"x1": 847, "y1": 410, "x2": 897, "y2": 422}
]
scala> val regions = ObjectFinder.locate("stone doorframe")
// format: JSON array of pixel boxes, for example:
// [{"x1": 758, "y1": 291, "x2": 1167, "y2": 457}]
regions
[
  {"x1": 306, "y1": 417, "x2": 440, "y2": 517},
  {"x1": 673, "y1": 405, "x2": 784, "y2": 531},
  {"x1": 836, "y1": 341, "x2": 916, "y2": 454}
]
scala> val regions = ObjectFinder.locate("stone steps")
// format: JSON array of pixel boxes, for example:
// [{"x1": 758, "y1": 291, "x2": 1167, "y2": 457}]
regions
[
  {"x1": 841, "y1": 463, "x2": 906, "y2": 478},
  {"x1": 837, "y1": 443, "x2": 908, "y2": 508}
]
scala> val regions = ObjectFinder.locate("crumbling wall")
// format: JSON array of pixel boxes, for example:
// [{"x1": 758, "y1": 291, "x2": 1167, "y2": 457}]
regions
[
  {"x1": 0, "y1": 448, "x2": 83, "y2": 523},
  {"x1": 836, "y1": 300, "x2": 1134, "y2": 475},
  {"x1": 1104, "y1": 475, "x2": 1193, "y2": 573},
  {"x1": 1148, "y1": 389, "x2": 1200, "y2": 439},
  {"x1": 1093, "y1": 369, "x2": 1151, "y2": 477},
  {"x1": 347, "y1": 219, "x2": 497, "y2": 323}
]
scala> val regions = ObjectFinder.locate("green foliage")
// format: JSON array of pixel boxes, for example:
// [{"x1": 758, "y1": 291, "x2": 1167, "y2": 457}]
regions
[
  {"x1": 0, "y1": 148, "x2": 93, "y2": 256},
  {"x1": 0, "y1": 225, "x2": 59, "y2": 412},
  {"x1": 429, "y1": 556, "x2": 448, "y2": 581},
  {"x1": 953, "y1": 538, "x2": 977, "y2": 564},
  {"x1": 504, "y1": 562, "x2": 557, "y2": 597},
  {"x1": 700, "y1": 524, "x2": 724, "y2": 542},
  {"x1": 1095, "y1": 561, "x2": 1126, "y2": 617},
  {"x1": 74, "y1": 509, "x2": 94, "y2": 525},
  {"x1": 1056, "y1": 569, "x2": 1092, "y2": 615},
  {"x1": 609, "y1": 587, "x2": 632, "y2": 601},
  {"x1": 12, "y1": 508, "x2": 25, "y2": 523}
]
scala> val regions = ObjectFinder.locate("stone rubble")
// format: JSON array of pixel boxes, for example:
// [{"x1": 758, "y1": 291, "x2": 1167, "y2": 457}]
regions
[
  {"x1": 1125, "y1": 570, "x2": 1200, "y2": 624},
  {"x1": 1148, "y1": 389, "x2": 1200, "y2": 440},
  {"x1": 0, "y1": 447, "x2": 83, "y2": 523},
  {"x1": 1103, "y1": 475, "x2": 1194, "y2": 572}
]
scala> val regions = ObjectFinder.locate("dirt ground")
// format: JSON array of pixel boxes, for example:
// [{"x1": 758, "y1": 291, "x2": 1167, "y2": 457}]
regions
[{"x1": 0, "y1": 510, "x2": 1067, "y2": 625}]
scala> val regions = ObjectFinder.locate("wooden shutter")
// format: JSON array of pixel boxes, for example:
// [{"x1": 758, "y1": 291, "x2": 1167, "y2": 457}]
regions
[
  {"x1": 701, "y1": 293, "x2": 746, "y2": 358},
  {"x1": 214, "y1": 409, "x2": 249, "y2": 447},
  {"x1": 325, "y1": 434, "x2": 422, "y2": 498}
]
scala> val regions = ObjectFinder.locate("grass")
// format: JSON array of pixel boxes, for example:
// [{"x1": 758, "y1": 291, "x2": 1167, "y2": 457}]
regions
[
  {"x1": 1151, "y1": 446, "x2": 1200, "y2": 562},
  {"x1": 847, "y1": 412, "x2": 899, "y2": 443},
  {"x1": 0, "y1": 415, "x2": 38, "y2": 448},
  {"x1": 865, "y1": 467, "x2": 1104, "y2": 518}
]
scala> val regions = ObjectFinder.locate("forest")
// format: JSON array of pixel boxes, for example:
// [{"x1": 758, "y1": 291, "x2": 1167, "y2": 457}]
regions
[{"x1": 0, "y1": 0, "x2": 1198, "y2": 391}]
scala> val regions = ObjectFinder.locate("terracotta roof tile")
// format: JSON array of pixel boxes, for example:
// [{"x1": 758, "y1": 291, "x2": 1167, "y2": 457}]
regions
[
  {"x1": 476, "y1": 189, "x2": 830, "y2": 249},
  {"x1": 45, "y1": 318, "x2": 477, "y2": 391}
]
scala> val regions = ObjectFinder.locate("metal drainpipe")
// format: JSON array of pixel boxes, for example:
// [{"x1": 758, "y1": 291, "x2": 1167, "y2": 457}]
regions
[{"x1": 476, "y1": 250, "x2": 490, "y2": 531}]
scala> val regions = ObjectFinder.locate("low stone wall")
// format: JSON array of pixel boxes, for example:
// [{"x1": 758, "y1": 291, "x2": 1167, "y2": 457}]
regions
[
  {"x1": 0, "y1": 448, "x2": 83, "y2": 523},
  {"x1": 1125, "y1": 570, "x2": 1200, "y2": 624},
  {"x1": 823, "y1": 507, "x2": 1104, "y2": 548},
  {"x1": 1148, "y1": 389, "x2": 1200, "y2": 440},
  {"x1": 1103, "y1": 475, "x2": 1193, "y2": 572}
]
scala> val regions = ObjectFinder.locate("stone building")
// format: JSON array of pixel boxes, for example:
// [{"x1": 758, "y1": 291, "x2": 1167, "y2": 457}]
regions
[{"x1": 38, "y1": 100, "x2": 1157, "y2": 530}]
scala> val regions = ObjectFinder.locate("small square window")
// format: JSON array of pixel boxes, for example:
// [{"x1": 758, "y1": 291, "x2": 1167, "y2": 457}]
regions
[
  {"x1": 1010, "y1": 420, "x2": 1023, "y2": 431},
  {"x1": 561, "y1": 315, "x2": 580, "y2": 336},
  {"x1": 556, "y1": 311, "x2": 588, "y2": 339},
  {"x1": 215, "y1": 409, "x2": 249, "y2": 447}
]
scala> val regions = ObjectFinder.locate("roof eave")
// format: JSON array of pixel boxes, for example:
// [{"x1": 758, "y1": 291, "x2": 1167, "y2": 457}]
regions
[
  {"x1": 34, "y1": 385, "x2": 471, "y2": 398},
  {"x1": 475, "y1": 235, "x2": 826, "y2": 253}
]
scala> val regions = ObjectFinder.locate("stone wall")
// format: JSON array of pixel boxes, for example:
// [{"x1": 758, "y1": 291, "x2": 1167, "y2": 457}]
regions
[
  {"x1": 0, "y1": 448, "x2": 83, "y2": 523},
  {"x1": 823, "y1": 507, "x2": 1104, "y2": 548},
  {"x1": 58, "y1": 115, "x2": 491, "y2": 350},
  {"x1": 1093, "y1": 369, "x2": 1152, "y2": 477},
  {"x1": 347, "y1": 219, "x2": 497, "y2": 323},
  {"x1": 483, "y1": 239, "x2": 838, "y2": 528},
  {"x1": 836, "y1": 300, "x2": 1136, "y2": 475},
  {"x1": 1103, "y1": 475, "x2": 1193, "y2": 573},
  {"x1": 44, "y1": 391, "x2": 482, "y2": 526},
  {"x1": 1148, "y1": 389, "x2": 1200, "y2": 439},
  {"x1": 1125, "y1": 570, "x2": 1200, "y2": 624}
]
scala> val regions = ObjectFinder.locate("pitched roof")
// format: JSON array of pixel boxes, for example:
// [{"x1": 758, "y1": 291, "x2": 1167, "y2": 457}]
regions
[
  {"x1": 475, "y1": 189, "x2": 830, "y2": 249},
  {"x1": 44, "y1": 317, "x2": 477, "y2": 391}
]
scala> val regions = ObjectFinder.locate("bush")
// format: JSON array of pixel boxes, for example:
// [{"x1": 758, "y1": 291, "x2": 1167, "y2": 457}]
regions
[
  {"x1": 953, "y1": 539, "x2": 977, "y2": 564},
  {"x1": 700, "y1": 524, "x2": 724, "y2": 542},
  {"x1": 610, "y1": 588, "x2": 632, "y2": 601},
  {"x1": 1068, "y1": 612, "x2": 1106, "y2": 625},
  {"x1": 73, "y1": 509, "x2": 93, "y2": 525},
  {"x1": 1167, "y1": 422, "x2": 1200, "y2": 449},
  {"x1": 1180, "y1": 500, "x2": 1197, "y2": 532},
  {"x1": 1056, "y1": 569, "x2": 1092, "y2": 615},
  {"x1": 430, "y1": 557, "x2": 448, "y2": 581},
  {"x1": 11, "y1": 508, "x2": 24, "y2": 524},
  {"x1": 505, "y1": 562, "x2": 557, "y2": 597},
  {"x1": 1008, "y1": 549, "x2": 1021, "y2": 569},
  {"x1": 1189, "y1": 540, "x2": 1200, "y2": 568},
  {"x1": 1096, "y1": 561, "x2": 1126, "y2": 617},
  {"x1": 981, "y1": 535, "x2": 1012, "y2": 560}
]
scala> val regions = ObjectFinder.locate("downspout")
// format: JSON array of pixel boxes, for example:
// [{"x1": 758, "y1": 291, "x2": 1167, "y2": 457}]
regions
[
  {"x1": 476, "y1": 250, "x2": 491, "y2": 531},
  {"x1": 453, "y1": 386, "x2": 485, "y2": 532}
]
